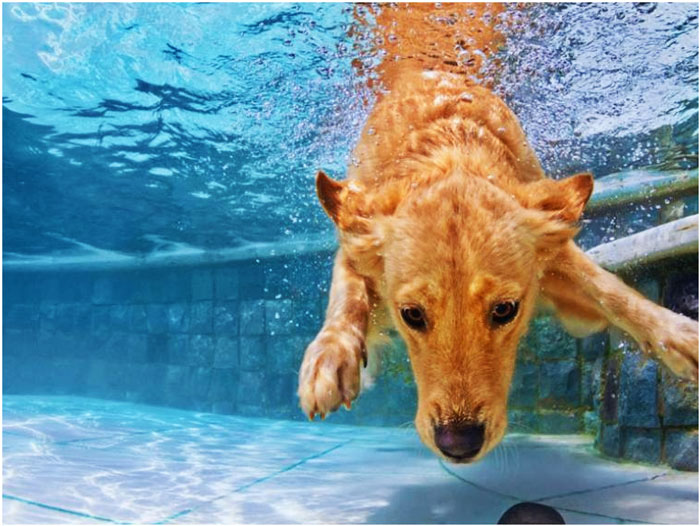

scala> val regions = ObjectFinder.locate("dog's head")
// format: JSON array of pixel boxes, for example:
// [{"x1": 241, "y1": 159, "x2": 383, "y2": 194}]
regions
[{"x1": 316, "y1": 170, "x2": 592, "y2": 463}]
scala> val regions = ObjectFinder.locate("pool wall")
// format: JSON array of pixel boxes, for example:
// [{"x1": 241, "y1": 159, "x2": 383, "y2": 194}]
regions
[
  {"x1": 593, "y1": 269, "x2": 699, "y2": 471},
  {"x1": 2, "y1": 252, "x2": 414, "y2": 426},
  {"x1": 3, "y1": 246, "x2": 697, "y2": 469}
]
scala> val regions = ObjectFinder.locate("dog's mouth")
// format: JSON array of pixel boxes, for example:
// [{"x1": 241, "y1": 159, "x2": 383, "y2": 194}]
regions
[
  {"x1": 440, "y1": 450, "x2": 482, "y2": 464},
  {"x1": 430, "y1": 420, "x2": 488, "y2": 462},
  {"x1": 434, "y1": 434, "x2": 499, "y2": 464}
]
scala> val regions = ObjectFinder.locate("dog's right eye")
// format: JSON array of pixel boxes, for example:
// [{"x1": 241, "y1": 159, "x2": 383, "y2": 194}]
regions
[
  {"x1": 400, "y1": 305, "x2": 428, "y2": 331},
  {"x1": 491, "y1": 300, "x2": 519, "y2": 326}
]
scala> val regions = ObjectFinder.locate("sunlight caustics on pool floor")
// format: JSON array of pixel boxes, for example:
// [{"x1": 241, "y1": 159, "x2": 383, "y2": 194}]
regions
[{"x1": 2, "y1": 396, "x2": 697, "y2": 524}]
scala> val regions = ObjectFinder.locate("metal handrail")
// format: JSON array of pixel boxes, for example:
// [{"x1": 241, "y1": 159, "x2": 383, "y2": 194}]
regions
[
  {"x1": 587, "y1": 214, "x2": 698, "y2": 272},
  {"x1": 4, "y1": 168, "x2": 698, "y2": 272},
  {"x1": 586, "y1": 168, "x2": 698, "y2": 216}
]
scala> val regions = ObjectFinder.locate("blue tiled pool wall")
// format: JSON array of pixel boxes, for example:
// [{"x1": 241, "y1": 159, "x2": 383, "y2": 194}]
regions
[
  {"x1": 508, "y1": 261, "x2": 698, "y2": 470},
  {"x1": 2, "y1": 252, "x2": 697, "y2": 469},
  {"x1": 2, "y1": 253, "x2": 414, "y2": 426},
  {"x1": 592, "y1": 261, "x2": 699, "y2": 471}
]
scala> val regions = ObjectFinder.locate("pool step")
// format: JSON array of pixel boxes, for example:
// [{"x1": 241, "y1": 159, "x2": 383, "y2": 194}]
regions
[
  {"x1": 586, "y1": 168, "x2": 698, "y2": 215},
  {"x1": 587, "y1": 214, "x2": 698, "y2": 271}
]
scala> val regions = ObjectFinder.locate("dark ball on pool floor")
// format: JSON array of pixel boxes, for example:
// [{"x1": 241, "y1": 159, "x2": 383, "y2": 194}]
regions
[{"x1": 497, "y1": 502, "x2": 565, "y2": 524}]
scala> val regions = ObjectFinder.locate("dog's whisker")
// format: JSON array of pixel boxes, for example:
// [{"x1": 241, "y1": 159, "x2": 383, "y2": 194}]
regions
[
  {"x1": 501, "y1": 442, "x2": 513, "y2": 475},
  {"x1": 494, "y1": 442, "x2": 504, "y2": 473},
  {"x1": 500, "y1": 443, "x2": 510, "y2": 475},
  {"x1": 504, "y1": 443, "x2": 512, "y2": 474},
  {"x1": 510, "y1": 441, "x2": 521, "y2": 475}
]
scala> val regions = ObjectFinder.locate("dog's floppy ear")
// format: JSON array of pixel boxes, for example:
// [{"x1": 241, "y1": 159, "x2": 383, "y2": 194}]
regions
[
  {"x1": 316, "y1": 170, "x2": 345, "y2": 223},
  {"x1": 521, "y1": 173, "x2": 594, "y2": 254},
  {"x1": 316, "y1": 170, "x2": 370, "y2": 233},
  {"x1": 526, "y1": 173, "x2": 594, "y2": 224}
]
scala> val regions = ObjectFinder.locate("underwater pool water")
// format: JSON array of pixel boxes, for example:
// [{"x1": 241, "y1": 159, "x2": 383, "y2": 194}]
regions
[
  {"x1": 2, "y1": 2, "x2": 699, "y2": 525},
  {"x1": 3, "y1": 2, "x2": 697, "y2": 259}
]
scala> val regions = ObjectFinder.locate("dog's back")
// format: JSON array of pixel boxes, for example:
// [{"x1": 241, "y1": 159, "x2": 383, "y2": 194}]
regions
[
  {"x1": 350, "y1": 68, "x2": 545, "y2": 196},
  {"x1": 348, "y1": 3, "x2": 543, "y2": 200}
]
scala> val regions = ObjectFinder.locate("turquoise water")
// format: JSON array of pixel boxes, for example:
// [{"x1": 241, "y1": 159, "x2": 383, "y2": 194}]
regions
[
  {"x1": 2, "y1": 3, "x2": 699, "y2": 524},
  {"x1": 3, "y1": 2, "x2": 697, "y2": 258}
]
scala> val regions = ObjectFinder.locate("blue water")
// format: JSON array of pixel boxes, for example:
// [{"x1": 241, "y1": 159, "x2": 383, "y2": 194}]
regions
[
  {"x1": 3, "y1": 2, "x2": 698, "y2": 259},
  {"x1": 3, "y1": 5, "x2": 699, "y2": 524}
]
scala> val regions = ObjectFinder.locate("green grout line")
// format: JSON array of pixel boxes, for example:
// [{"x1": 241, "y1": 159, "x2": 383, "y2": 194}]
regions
[
  {"x1": 5, "y1": 423, "x2": 198, "y2": 448},
  {"x1": 231, "y1": 440, "x2": 352, "y2": 493},
  {"x1": 534, "y1": 472, "x2": 667, "y2": 503},
  {"x1": 439, "y1": 460, "x2": 522, "y2": 502},
  {"x1": 52, "y1": 427, "x2": 175, "y2": 446},
  {"x1": 3, "y1": 494, "x2": 120, "y2": 523},
  {"x1": 155, "y1": 439, "x2": 352, "y2": 524},
  {"x1": 3, "y1": 423, "x2": 177, "y2": 447}
]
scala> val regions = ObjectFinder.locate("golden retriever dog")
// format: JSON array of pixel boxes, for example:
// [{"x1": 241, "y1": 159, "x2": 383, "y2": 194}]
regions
[{"x1": 297, "y1": 3, "x2": 698, "y2": 464}]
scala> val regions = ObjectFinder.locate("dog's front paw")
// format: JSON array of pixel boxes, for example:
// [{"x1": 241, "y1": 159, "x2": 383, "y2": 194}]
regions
[
  {"x1": 297, "y1": 329, "x2": 366, "y2": 420},
  {"x1": 642, "y1": 312, "x2": 698, "y2": 383}
]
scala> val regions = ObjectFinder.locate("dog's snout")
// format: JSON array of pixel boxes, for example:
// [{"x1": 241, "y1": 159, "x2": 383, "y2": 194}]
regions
[{"x1": 434, "y1": 422, "x2": 485, "y2": 460}]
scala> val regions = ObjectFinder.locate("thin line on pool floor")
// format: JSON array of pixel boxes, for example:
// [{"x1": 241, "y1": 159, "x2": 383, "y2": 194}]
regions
[
  {"x1": 3, "y1": 494, "x2": 118, "y2": 523},
  {"x1": 534, "y1": 472, "x2": 667, "y2": 502},
  {"x1": 157, "y1": 439, "x2": 353, "y2": 524}
]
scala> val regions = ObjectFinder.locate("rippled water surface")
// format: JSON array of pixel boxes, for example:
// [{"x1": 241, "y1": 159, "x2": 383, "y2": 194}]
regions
[{"x1": 3, "y1": 2, "x2": 698, "y2": 258}]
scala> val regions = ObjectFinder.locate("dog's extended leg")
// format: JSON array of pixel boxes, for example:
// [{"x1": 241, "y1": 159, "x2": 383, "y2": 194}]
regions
[
  {"x1": 541, "y1": 241, "x2": 698, "y2": 382},
  {"x1": 298, "y1": 249, "x2": 370, "y2": 419}
]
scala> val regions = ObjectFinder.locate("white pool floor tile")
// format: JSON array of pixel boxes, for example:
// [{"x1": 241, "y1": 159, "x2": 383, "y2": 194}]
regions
[
  {"x1": 444, "y1": 438, "x2": 670, "y2": 502},
  {"x1": 3, "y1": 497, "x2": 110, "y2": 525},
  {"x1": 541, "y1": 471, "x2": 699, "y2": 525},
  {"x1": 2, "y1": 395, "x2": 697, "y2": 524},
  {"x1": 172, "y1": 469, "x2": 513, "y2": 524}
]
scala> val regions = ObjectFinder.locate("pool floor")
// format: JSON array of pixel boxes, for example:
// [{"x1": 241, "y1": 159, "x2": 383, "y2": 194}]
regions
[{"x1": 2, "y1": 395, "x2": 697, "y2": 524}]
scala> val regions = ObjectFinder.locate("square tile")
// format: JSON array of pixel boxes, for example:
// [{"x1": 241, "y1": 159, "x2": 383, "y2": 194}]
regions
[
  {"x1": 171, "y1": 469, "x2": 513, "y2": 524},
  {"x1": 3, "y1": 497, "x2": 109, "y2": 525},
  {"x1": 445, "y1": 435, "x2": 668, "y2": 502},
  {"x1": 542, "y1": 472, "x2": 699, "y2": 524}
]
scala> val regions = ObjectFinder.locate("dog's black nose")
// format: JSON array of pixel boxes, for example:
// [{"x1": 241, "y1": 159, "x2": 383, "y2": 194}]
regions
[{"x1": 434, "y1": 422, "x2": 485, "y2": 460}]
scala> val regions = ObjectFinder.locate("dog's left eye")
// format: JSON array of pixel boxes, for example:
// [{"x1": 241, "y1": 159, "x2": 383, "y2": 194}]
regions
[
  {"x1": 491, "y1": 300, "x2": 519, "y2": 326},
  {"x1": 400, "y1": 305, "x2": 428, "y2": 331}
]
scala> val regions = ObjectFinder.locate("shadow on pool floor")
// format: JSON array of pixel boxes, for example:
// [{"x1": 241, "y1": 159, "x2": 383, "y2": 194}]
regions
[{"x1": 3, "y1": 395, "x2": 697, "y2": 524}]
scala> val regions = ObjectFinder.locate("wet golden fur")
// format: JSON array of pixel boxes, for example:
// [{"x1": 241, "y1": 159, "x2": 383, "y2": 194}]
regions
[{"x1": 297, "y1": 8, "x2": 698, "y2": 463}]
